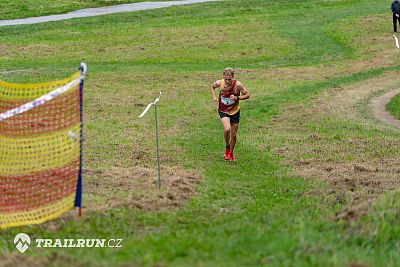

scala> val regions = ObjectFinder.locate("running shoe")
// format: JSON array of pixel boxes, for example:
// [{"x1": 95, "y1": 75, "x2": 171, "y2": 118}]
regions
[{"x1": 224, "y1": 147, "x2": 230, "y2": 160}]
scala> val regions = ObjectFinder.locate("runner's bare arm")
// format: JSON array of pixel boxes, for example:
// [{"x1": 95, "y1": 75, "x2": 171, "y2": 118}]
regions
[
  {"x1": 230, "y1": 81, "x2": 249, "y2": 101},
  {"x1": 211, "y1": 80, "x2": 221, "y2": 105}
]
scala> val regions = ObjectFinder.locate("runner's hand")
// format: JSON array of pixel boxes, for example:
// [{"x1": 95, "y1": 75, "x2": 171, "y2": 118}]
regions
[
  {"x1": 230, "y1": 94, "x2": 237, "y2": 101},
  {"x1": 213, "y1": 97, "x2": 218, "y2": 105}
]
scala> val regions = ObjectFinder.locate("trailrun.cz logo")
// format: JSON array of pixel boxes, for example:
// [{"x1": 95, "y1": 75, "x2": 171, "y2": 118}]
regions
[
  {"x1": 14, "y1": 233, "x2": 31, "y2": 253},
  {"x1": 13, "y1": 233, "x2": 122, "y2": 253}
]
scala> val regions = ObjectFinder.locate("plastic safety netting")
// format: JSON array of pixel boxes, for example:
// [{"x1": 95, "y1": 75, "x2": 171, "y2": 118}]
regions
[{"x1": 0, "y1": 68, "x2": 84, "y2": 229}]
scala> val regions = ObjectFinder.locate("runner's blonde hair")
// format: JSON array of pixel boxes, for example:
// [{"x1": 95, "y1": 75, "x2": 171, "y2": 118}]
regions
[{"x1": 223, "y1": 67, "x2": 234, "y2": 77}]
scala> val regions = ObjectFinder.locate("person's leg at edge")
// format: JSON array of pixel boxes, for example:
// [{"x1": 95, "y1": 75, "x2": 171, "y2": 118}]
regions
[
  {"x1": 221, "y1": 117, "x2": 231, "y2": 160},
  {"x1": 229, "y1": 122, "x2": 239, "y2": 161}
]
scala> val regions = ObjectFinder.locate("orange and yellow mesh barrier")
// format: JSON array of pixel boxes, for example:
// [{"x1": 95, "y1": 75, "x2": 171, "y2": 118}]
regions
[{"x1": 0, "y1": 64, "x2": 86, "y2": 229}]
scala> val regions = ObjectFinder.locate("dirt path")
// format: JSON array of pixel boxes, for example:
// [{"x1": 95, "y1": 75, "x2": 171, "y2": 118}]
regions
[
  {"x1": 370, "y1": 88, "x2": 400, "y2": 129},
  {"x1": 0, "y1": 0, "x2": 219, "y2": 27}
]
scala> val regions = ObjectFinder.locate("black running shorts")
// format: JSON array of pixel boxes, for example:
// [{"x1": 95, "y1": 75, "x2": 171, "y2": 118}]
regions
[{"x1": 218, "y1": 109, "x2": 240, "y2": 124}]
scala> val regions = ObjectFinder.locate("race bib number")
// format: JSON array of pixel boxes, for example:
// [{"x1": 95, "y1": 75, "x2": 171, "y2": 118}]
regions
[{"x1": 221, "y1": 96, "x2": 236, "y2": 106}]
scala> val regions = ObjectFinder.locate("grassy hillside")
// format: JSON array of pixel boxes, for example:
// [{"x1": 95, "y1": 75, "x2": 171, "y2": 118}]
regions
[
  {"x1": 387, "y1": 93, "x2": 400, "y2": 119},
  {"x1": 0, "y1": 0, "x2": 399, "y2": 266}
]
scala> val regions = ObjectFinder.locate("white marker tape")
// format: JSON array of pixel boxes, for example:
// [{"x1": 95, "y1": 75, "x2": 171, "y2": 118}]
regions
[
  {"x1": 394, "y1": 34, "x2": 400, "y2": 49},
  {"x1": 139, "y1": 92, "x2": 162, "y2": 118},
  {"x1": 0, "y1": 77, "x2": 80, "y2": 121},
  {"x1": 68, "y1": 131, "x2": 80, "y2": 140}
]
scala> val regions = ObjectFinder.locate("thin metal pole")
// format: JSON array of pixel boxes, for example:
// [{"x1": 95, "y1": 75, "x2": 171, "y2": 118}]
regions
[{"x1": 154, "y1": 104, "x2": 161, "y2": 190}]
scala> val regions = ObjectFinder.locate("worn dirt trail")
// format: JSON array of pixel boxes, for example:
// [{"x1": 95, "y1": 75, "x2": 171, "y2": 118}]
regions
[{"x1": 370, "y1": 88, "x2": 400, "y2": 129}]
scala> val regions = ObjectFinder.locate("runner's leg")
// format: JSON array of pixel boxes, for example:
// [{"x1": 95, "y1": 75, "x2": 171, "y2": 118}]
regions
[
  {"x1": 221, "y1": 117, "x2": 231, "y2": 146},
  {"x1": 230, "y1": 122, "x2": 239, "y2": 153}
]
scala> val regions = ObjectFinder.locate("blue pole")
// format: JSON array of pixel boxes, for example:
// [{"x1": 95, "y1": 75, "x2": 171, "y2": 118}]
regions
[{"x1": 74, "y1": 63, "x2": 86, "y2": 217}]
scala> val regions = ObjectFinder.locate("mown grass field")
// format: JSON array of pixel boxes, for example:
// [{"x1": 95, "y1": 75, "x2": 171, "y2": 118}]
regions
[
  {"x1": 1, "y1": 0, "x2": 400, "y2": 266},
  {"x1": 387, "y1": 93, "x2": 400, "y2": 119}
]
